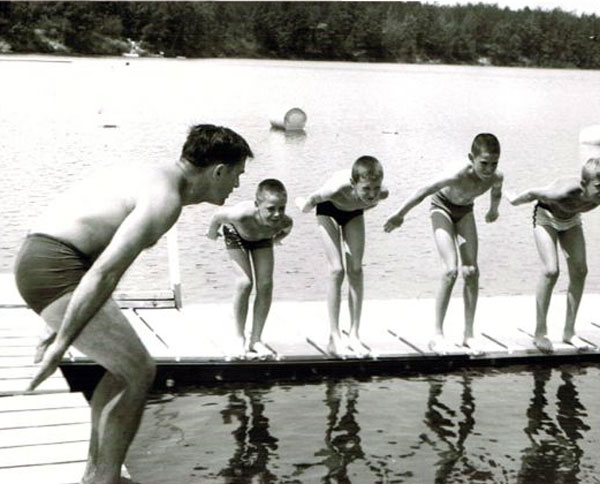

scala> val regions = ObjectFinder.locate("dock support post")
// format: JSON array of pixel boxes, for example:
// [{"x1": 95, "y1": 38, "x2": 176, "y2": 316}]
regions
[{"x1": 167, "y1": 225, "x2": 183, "y2": 309}]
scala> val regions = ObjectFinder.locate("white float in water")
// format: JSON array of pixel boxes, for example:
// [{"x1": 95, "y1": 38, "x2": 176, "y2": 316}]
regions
[
  {"x1": 270, "y1": 107, "x2": 307, "y2": 131},
  {"x1": 579, "y1": 124, "x2": 600, "y2": 163}
]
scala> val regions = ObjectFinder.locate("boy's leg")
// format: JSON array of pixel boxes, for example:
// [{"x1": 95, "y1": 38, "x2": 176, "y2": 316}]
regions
[
  {"x1": 41, "y1": 294, "x2": 156, "y2": 484},
  {"x1": 248, "y1": 246, "x2": 275, "y2": 356},
  {"x1": 342, "y1": 215, "x2": 368, "y2": 356},
  {"x1": 431, "y1": 211, "x2": 459, "y2": 353},
  {"x1": 227, "y1": 247, "x2": 254, "y2": 357},
  {"x1": 317, "y1": 215, "x2": 349, "y2": 356},
  {"x1": 456, "y1": 212, "x2": 481, "y2": 353},
  {"x1": 533, "y1": 224, "x2": 559, "y2": 353},
  {"x1": 557, "y1": 225, "x2": 590, "y2": 349}
]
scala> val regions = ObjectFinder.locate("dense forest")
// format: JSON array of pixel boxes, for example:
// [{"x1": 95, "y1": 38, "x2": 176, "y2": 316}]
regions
[{"x1": 1, "y1": 1, "x2": 600, "y2": 69}]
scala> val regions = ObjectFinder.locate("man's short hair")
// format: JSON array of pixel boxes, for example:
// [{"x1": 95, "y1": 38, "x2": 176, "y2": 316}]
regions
[
  {"x1": 471, "y1": 133, "x2": 501, "y2": 156},
  {"x1": 256, "y1": 178, "x2": 287, "y2": 201},
  {"x1": 582, "y1": 157, "x2": 600, "y2": 182},
  {"x1": 351, "y1": 155, "x2": 383, "y2": 182},
  {"x1": 181, "y1": 124, "x2": 253, "y2": 168}
]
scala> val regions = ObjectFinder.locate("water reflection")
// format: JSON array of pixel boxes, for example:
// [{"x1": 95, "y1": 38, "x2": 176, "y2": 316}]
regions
[
  {"x1": 219, "y1": 388, "x2": 279, "y2": 483},
  {"x1": 518, "y1": 367, "x2": 590, "y2": 484}
]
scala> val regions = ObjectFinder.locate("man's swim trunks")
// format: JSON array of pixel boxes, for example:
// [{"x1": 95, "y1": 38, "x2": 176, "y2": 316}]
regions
[
  {"x1": 430, "y1": 191, "x2": 474, "y2": 224},
  {"x1": 533, "y1": 202, "x2": 581, "y2": 232},
  {"x1": 222, "y1": 224, "x2": 273, "y2": 251},
  {"x1": 14, "y1": 233, "x2": 93, "y2": 314},
  {"x1": 315, "y1": 201, "x2": 364, "y2": 227}
]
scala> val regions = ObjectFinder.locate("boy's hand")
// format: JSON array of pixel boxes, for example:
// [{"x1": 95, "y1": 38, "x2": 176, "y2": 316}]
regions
[
  {"x1": 485, "y1": 209, "x2": 499, "y2": 223},
  {"x1": 294, "y1": 197, "x2": 312, "y2": 213},
  {"x1": 206, "y1": 228, "x2": 220, "y2": 240},
  {"x1": 384, "y1": 214, "x2": 404, "y2": 232}
]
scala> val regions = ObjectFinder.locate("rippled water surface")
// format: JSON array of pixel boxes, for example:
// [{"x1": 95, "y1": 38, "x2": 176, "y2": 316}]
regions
[
  {"x1": 128, "y1": 365, "x2": 600, "y2": 484},
  {"x1": 2, "y1": 56, "x2": 600, "y2": 302}
]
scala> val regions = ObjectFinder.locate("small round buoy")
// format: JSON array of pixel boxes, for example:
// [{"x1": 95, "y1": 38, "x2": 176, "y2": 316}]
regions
[{"x1": 270, "y1": 107, "x2": 307, "y2": 131}]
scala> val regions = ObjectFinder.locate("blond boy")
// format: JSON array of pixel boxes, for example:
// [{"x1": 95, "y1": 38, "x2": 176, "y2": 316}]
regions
[
  {"x1": 384, "y1": 133, "x2": 503, "y2": 355},
  {"x1": 296, "y1": 156, "x2": 388, "y2": 357},
  {"x1": 208, "y1": 179, "x2": 293, "y2": 358},
  {"x1": 507, "y1": 157, "x2": 600, "y2": 353}
]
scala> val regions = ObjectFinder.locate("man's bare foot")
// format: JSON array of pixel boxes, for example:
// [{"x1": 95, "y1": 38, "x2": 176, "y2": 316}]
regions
[
  {"x1": 428, "y1": 335, "x2": 455, "y2": 355},
  {"x1": 563, "y1": 335, "x2": 593, "y2": 351},
  {"x1": 34, "y1": 332, "x2": 56, "y2": 364},
  {"x1": 533, "y1": 335, "x2": 554, "y2": 354},
  {"x1": 347, "y1": 335, "x2": 371, "y2": 358},
  {"x1": 246, "y1": 341, "x2": 274, "y2": 360},
  {"x1": 462, "y1": 337, "x2": 486, "y2": 356}
]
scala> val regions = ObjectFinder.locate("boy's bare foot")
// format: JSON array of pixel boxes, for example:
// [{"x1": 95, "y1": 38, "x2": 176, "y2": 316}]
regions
[
  {"x1": 533, "y1": 335, "x2": 554, "y2": 354},
  {"x1": 462, "y1": 337, "x2": 486, "y2": 356},
  {"x1": 327, "y1": 337, "x2": 351, "y2": 359},
  {"x1": 563, "y1": 335, "x2": 593, "y2": 351},
  {"x1": 246, "y1": 341, "x2": 274, "y2": 360},
  {"x1": 224, "y1": 337, "x2": 246, "y2": 361},
  {"x1": 347, "y1": 335, "x2": 371, "y2": 358},
  {"x1": 428, "y1": 335, "x2": 455, "y2": 355}
]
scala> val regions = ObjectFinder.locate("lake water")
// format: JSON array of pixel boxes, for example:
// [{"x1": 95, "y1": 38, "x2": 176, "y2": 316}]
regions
[
  {"x1": 1, "y1": 56, "x2": 599, "y2": 303},
  {"x1": 2, "y1": 57, "x2": 600, "y2": 483},
  {"x1": 128, "y1": 364, "x2": 600, "y2": 484}
]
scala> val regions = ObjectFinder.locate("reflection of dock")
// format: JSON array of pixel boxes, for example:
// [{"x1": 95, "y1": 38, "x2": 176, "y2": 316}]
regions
[{"x1": 2, "y1": 274, "x2": 599, "y2": 394}]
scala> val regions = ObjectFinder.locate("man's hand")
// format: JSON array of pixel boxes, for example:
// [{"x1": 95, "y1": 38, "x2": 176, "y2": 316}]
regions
[
  {"x1": 27, "y1": 339, "x2": 68, "y2": 392},
  {"x1": 384, "y1": 214, "x2": 404, "y2": 232}
]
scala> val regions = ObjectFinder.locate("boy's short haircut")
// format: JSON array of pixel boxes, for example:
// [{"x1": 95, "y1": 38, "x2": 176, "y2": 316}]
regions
[
  {"x1": 181, "y1": 124, "x2": 254, "y2": 168},
  {"x1": 351, "y1": 155, "x2": 384, "y2": 182},
  {"x1": 581, "y1": 157, "x2": 600, "y2": 182},
  {"x1": 256, "y1": 178, "x2": 287, "y2": 201},
  {"x1": 471, "y1": 133, "x2": 501, "y2": 156}
]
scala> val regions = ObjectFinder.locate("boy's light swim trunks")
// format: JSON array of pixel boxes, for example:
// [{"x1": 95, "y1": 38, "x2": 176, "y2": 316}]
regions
[
  {"x1": 14, "y1": 233, "x2": 92, "y2": 314},
  {"x1": 430, "y1": 190, "x2": 474, "y2": 224},
  {"x1": 222, "y1": 224, "x2": 273, "y2": 251},
  {"x1": 533, "y1": 202, "x2": 581, "y2": 232},
  {"x1": 316, "y1": 200, "x2": 364, "y2": 227}
]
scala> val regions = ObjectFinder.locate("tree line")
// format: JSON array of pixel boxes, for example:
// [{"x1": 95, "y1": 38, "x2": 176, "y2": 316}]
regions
[{"x1": 1, "y1": 1, "x2": 599, "y2": 69}]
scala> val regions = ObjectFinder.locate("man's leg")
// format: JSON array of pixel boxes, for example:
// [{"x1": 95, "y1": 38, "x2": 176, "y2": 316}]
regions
[
  {"x1": 430, "y1": 211, "x2": 459, "y2": 354},
  {"x1": 41, "y1": 294, "x2": 156, "y2": 484},
  {"x1": 558, "y1": 225, "x2": 590, "y2": 349},
  {"x1": 227, "y1": 247, "x2": 253, "y2": 357},
  {"x1": 317, "y1": 215, "x2": 348, "y2": 357},
  {"x1": 248, "y1": 247, "x2": 274, "y2": 357},
  {"x1": 342, "y1": 215, "x2": 368, "y2": 356},
  {"x1": 456, "y1": 212, "x2": 481, "y2": 353},
  {"x1": 533, "y1": 224, "x2": 560, "y2": 353}
]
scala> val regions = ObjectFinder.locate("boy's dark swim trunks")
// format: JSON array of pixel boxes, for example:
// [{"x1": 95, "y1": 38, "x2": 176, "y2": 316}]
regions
[
  {"x1": 430, "y1": 191, "x2": 474, "y2": 224},
  {"x1": 316, "y1": 200, "x2": 364, "y2": 227},
  {"x1": 222, "y1": 224, "x2": 273, "y2": 251},
  {"x1": 14, "y1": 233, "x2": 92, "y2": 314}
]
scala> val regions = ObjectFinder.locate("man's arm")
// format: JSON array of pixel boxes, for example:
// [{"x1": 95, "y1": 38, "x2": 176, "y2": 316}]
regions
[{"x1": 28, "y1": 193, "x2": 181, "y2": 391}]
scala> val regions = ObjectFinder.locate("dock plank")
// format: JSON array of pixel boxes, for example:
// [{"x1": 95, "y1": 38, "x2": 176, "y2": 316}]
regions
[
  {"x1": 0, "y1": 406, "x2": 89, "y2": 430},
  {"x1": 0, "y1": 376, "x2": 70, "y2": 395},
  {"x1": 0, "y1": 422, "x2": 90, "y2": 448},
  {"x1": 0, "y1": 392, "x2": 87, "y2": 412},
  {"x1": 0, "y1": 441, "x2": 88, "y2": 468},
  {"x1": 0, "y1": 461, "x2": 85, "y2": 484}
]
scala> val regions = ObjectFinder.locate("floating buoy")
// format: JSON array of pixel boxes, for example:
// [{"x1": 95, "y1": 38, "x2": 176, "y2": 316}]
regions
[
  {"x1": 270, "y1": 107, "x2": 307, "y2": 131},
  {"x1": 579, "y1": 124, "x2": 600, "y2": 163}
]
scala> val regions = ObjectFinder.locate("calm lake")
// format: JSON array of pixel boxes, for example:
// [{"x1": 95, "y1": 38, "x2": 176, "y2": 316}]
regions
[{"x1": 2, "y1": 56, "x2": 599, "y2": 483}]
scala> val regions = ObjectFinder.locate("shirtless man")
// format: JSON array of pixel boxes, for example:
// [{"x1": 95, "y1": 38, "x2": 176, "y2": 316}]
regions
[
  {"x1": 296, "y1": 156, "x2": 388, "y2": 358},
  {"x1": 384, "y1": 133, "x2": 503, "y2": 355},
  {"x1": 14, "y1": 124, "x2": 252, "y2": 484},
  {"x1": 507, "y1": 157, "x2": 600, "y2": 353},
  {"x1": 207, "y1": 179, "x2": 293, "y2": 359}
]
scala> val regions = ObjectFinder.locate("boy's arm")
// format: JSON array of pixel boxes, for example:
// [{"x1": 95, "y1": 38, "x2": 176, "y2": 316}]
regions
[
  {"x1": 295, "y1": 182, "x2": 345, "y2": 213},
  {"x1": 508, "y1": 179, "x2": 576, "y2": 206},
  {"x1": 383, "y1": 176, "x2": 454, "y2": 232},
  {"x1": 485, "y1": 173, "x2": 503, "y2": 222},
  {"x1": 272, "y1": 217, "x2": 293, "y2": 245},
  {"x1": 207, "y1": 207, "x2": 234, "y2": 239}
]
